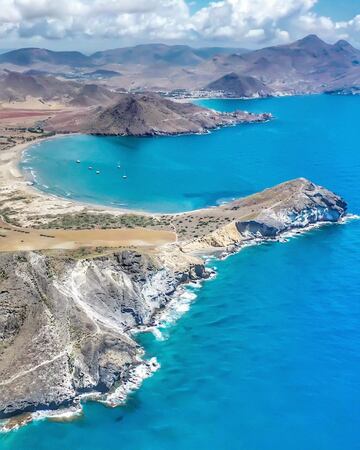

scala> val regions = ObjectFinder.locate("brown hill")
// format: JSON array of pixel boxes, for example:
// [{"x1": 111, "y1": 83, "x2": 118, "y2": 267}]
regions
[
  {"x1": 205, "y1": 72, "x2": 273, "y2": 97},
  {"x1": 0, "y1": 70, "x2": 117, "y2": 105},
  {"x1": 68, "y1": 84, "x2": 118, "y2": 107},
  {"x1": 44, "y1": 93, "x2": 271, "y2": 136}
]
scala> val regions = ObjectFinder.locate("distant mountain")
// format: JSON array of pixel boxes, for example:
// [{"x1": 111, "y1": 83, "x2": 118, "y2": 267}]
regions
[
  {"x1": 0, "y1": 70, "x2": 116, "y2": 105},
  {"x1": 69, "y1": 84, "x2": 118, "y2": 107},
  {"x1": 205, "y1": 72, "x2": 272, "y2": 97},
  {"x1": 0, "y1": 70, "x2": 76, "y2": 101},
  {"x1": 0, "y1": 35, "x2": 358, "y2": 97},
  {"x1": 0, "y1": 48, "x2": 92, "y2": 67},
  {"x1": 90, "y1": 44, "x2": 245, "y2": 66},
  {"x1": 0, "y1": 44, "x2": 246, "y2": 69},
  {"x1": 205, "y1": 34, "x2": 360, "y2": 93}
]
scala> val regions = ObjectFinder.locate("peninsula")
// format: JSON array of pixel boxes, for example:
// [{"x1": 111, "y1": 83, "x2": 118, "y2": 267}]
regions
[
  {"x1": 0, "y1": 172, "x2": 347, "y2": 425},
  {"x1": 42, "y1": 93, "x2": 270, "y2": 136}
]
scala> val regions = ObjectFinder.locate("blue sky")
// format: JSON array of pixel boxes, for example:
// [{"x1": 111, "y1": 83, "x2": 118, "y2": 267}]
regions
[
  {"x1": 190, "y1": 0, "x2": 359, "y2": 20},
  {"x1": 314, "y1": 0, "x2": 359, "y2": 20}
]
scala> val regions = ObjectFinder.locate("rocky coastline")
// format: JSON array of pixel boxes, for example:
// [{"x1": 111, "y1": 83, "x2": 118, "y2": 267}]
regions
[{"x1": 0, "y1": 178, "x2": 348, "y2": 430}]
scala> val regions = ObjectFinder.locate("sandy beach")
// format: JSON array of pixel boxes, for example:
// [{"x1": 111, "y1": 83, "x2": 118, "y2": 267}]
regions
[{"x1": 0, "y1": 134, "x2": 177, "y2": 251}]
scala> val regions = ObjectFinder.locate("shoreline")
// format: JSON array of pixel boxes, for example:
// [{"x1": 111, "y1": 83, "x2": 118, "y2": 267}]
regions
[
  {"x1": 1, "y1": 121, "x2": 268, "y2": 228},
  {"x1": 0, "y1": 93, "x2": 272, "y2": 226},
  {"x1": 2, "y1": 133, "x2": 228, "y2": 220},
  {"x1": 1, "y1": 212, "x2": 357, "y2": 433},
  {"x1": 0, "y1": 135, "x2": 181, "y2": 251},
  {"x1": 10, "y1": 134, "x2": 143, "y2": 215}
]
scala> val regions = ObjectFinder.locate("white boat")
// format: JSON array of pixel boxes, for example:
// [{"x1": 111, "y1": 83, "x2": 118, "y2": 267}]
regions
[
  {"x1": 117, "y1": 165, "x2": 121, "y2": 168},
  {"x1": 122, "y1": 175, "x2": 127, "y2": 179},
  {"x1": 96, "y1": 170, "x2": 100, "y2": 174},
  {"x1": 76, "y1": 160, "x2": 80, "y2": 163},
  {"x1": 88, "y1": 166, "x2": 93, "y2": 170}
]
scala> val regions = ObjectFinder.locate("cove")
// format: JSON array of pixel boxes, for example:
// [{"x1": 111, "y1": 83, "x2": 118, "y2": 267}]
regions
[
  {"x1": 2, "y1": 94, "x2": 359, "y2": 450},
  {"x1": 21, "y1": 95, "x2": 360, "y2": 214}
]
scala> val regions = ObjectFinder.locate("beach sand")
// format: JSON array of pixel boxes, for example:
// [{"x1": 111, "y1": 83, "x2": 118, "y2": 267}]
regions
[
  {"x1": 0, "y1": 134, "x2": 176, "y2": 251},
  {"x1": 0, "y1": 219, "x2": 175, "y2": 251}
]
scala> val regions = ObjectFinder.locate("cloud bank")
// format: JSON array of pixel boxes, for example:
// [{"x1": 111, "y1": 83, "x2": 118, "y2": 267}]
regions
[{"x1": 0, "y1": 0, "x2": 359, "y2": 47}]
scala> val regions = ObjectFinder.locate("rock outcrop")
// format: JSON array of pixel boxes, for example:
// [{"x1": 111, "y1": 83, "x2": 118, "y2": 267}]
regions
[{"x1": 180, "y1": 178, "x2": 347, "y2": 252}]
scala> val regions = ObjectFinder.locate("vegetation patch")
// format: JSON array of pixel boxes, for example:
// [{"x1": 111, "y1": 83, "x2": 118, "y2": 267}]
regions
[{"x1": 35, "y1": 212, "x2": 167, "y2": 230}]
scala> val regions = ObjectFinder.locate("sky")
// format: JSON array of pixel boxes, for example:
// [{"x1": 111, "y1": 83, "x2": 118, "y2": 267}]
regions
[
  {"x1": 0, "y1": 0, "x2": 359, "y2": 52},
  {"x1": 190, "y1": 0, "x2": 360, "y2": 20}
]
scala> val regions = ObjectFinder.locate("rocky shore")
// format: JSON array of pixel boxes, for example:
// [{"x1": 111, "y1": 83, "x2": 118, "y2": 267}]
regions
[
  {"x1": 0, "y1": 178, "x2": 347, "y2": 428},
  {"x1": 0, "y1": 247, "x2": 209, "y2": 421}
]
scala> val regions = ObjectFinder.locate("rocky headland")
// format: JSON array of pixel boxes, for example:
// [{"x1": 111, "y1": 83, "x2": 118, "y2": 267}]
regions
[
  {"x1": 42, "y1": 92, "x2": 271, "y2": 136},
  {"x1": 0, "y1": 178, "x2": 347, "y2": 427}
]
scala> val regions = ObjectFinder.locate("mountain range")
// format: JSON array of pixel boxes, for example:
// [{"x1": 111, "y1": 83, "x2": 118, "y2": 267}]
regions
[
  {"x1": 204, "y1": 35, "x2": 360, "y2": 95},
  {"x1": 0, "y1": 44, "x2": 245, "y2": 68},
  {"x1": 0, "y1": 35, "x2": 358, "y2": 100}
]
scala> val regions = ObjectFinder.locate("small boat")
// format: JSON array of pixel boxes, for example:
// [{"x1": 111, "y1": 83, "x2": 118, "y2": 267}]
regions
[
  {"x1": 117, "y1": 165, "x2": 121, "y2": 169},
  {"x1": 122, "y1": 175, "x2": 127, "y2": 179},
  {"x1": 96, "y1": 170, "x2": 100, "y2": 175},
  {"x1": 88, "y1": 166, "x2": 93, "y2": 170},
  {"x1": 76, "y1": 160, "x2": 81, "y2": 163}
]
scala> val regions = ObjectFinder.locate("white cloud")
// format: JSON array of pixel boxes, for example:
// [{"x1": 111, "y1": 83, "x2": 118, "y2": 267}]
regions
[
  {"x1": 0, "y1": 0, "x2": 359, "y2": 47},
  {"x1": 191, "y1": 0, "x2": 359, "y2": 46}
]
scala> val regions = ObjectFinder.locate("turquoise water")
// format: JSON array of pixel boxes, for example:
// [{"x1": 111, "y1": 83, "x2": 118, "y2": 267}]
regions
[
  {"x1": 21, "y1": 95, "x2": 359, "y2": 213},
  {"x1": 2, "y1": 95, "x2": 360, "y2": 449}
]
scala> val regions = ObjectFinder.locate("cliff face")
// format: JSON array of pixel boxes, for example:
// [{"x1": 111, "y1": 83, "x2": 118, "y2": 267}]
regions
[
  {"x1": 0, "y1": 178, "x2": 347, "y2": 421},
  {"x1": 180, "y1": 178, "x2": 347, "y2": 252},
  {"x1": 0, "y1": 249, "x2": 208, "y2": 419}
]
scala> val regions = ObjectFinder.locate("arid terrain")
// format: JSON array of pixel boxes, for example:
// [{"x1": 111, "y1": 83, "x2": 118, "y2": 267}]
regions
[{"x1": 0, "y1": 174, "x2": 347, "y2": 424}]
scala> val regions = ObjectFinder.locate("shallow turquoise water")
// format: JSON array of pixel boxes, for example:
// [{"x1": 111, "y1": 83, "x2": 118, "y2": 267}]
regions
[
  {"x1": 2, "y1": 95, "x2": 360, "y2": 449},
  {"x1": 21, "y1": 95, "x2": 360, "y2": 213}
]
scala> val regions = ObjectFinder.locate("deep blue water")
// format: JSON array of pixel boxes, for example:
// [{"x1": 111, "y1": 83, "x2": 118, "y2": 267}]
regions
[{"x1": 2, "y1": 95, "x2": 360, "y2": 449}]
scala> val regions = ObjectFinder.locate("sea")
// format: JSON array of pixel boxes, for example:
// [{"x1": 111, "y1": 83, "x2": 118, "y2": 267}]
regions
[{"x1": 1, "y1": 94, "x2": 359, "y2": 450}]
